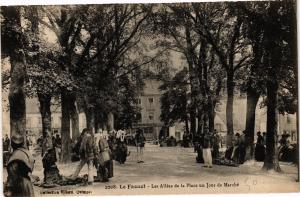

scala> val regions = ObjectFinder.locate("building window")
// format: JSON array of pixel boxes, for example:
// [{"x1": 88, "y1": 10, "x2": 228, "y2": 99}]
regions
[
  {"x1": 287, "y1": 116, "x2": 291, "y2": 124},
  {"x1": 148, "y1": 112, "x2": 154, "y2": 121},
  {"x1": 144, "y1": 127, "x2": 153, "y2": 134},
  {"x1": 26, "y1": 118, "x2": 31, "y2": 126},
  {"x1": 137, "y1": 98, "x2": 141, "y2": 104},
  {"x1": 148, "y1": 98, "x2": 154, "y2": 104},
  {"x1": 136, "y1": 113, "x2": 142, "y2": 122}
]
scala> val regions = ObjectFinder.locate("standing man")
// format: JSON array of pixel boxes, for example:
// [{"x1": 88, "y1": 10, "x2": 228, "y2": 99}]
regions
[
  {"x1": 212, "y1": 130, "x2": 221, "y2": 160},
  {"x1": 255, "y1": 131, "x2": 265, "y2": 161},
  {"x1": 231, "y1": 133, "x2": 240, "y2": 161},
  {"x1": 71, "y1": 128, "x2": 96, "y2": 185},
  {"x1": 96, "y1": 132, "x2": 112, "y2": 182},
  {"x1": 3, "y1": 134, "x2": 10, "y2": 166},
  {"x1": 3, "y1": 134, "x2": 10, "y2": 151},
  {"x1": 239, "y1": 130, "x2": 247, "y2": 164},
  {"x1": 135, "y1": 129, "x2": 145, "y2": 163},
  {"x1": 5, "y1": 134, "x2": 35, "y2": 197},
  {"x1": 202, "y1": 128, "x2": 212, "y2": 168}
]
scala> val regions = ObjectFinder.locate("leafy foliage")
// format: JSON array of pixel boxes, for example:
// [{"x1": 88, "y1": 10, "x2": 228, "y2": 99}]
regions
[{"x1": 160, "y1": 68, "x2": 189, "y2": 126}]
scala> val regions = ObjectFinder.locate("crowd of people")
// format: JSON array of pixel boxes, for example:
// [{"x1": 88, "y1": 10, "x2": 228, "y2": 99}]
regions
[
  {"x1": 3, "y1": 128, "x2": 147, "y2": 197},
  {"x1": 194, "y1": 128, "x2": 222, "y2": 168},
  {"x1": 3, "y1": 127, "x2": 296, "y2": 197}
]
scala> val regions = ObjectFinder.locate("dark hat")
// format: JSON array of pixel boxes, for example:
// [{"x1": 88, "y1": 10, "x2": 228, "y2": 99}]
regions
[{"x1": 11, "y1": 134, "x2": 24, "y2": 145}]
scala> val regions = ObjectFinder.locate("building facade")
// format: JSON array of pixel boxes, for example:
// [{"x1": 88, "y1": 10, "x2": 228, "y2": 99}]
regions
[
  {"x1": 25, "y1": 98, "x2": 86, "y2": 139},
  {"x1": 133, "y1": 80, "x2": 164, "y2": 140}
]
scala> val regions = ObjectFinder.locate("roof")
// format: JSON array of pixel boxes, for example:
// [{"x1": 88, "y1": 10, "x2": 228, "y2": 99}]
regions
[{"x1": 141, "y1": 80, "x2": 163, "y2": 95}]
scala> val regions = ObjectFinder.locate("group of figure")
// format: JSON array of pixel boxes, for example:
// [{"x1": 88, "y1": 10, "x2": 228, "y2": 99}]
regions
[
  {"x1": 182, "y1": 132, "x2": 194, "y2": 148},
  {"x1": 106, "y1": 129, "x2": 130, "y2": 164},
  {"x1": 278, "y1": 132, "x2": 296, "y2": 162},
  {"x1": 246, "y1": 131, "x2": 293, "y2": 163},
  {"x1": 227, "y1": 131, "x2": 247, "y2": 164},
  {"x1": 106, "y1": 128, "x2": 146, "y2": 163},
  {"x1": 195, "y1": 128, "x2": 221, "y2": 168},
  {"x1": 4, "y1": 128, "x2": 145, "y2": 197},
  {"x1": 71, "y1": 128, "x2": 114, "y2": 184}
]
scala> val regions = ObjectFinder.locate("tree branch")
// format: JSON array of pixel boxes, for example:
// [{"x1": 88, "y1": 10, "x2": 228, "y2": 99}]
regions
[{"x1": 233, "y1": 55, "x2": 251, "y2": 72}]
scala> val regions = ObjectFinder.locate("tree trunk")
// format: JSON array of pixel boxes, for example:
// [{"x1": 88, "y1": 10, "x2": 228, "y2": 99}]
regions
[
  {"x1": 263, "y1": 81, "x2": 281, "y2": 171},
  {"x1": 185, "y1": 117, "x2": 189, "y2": 133},
  {"x1": 61, "y1": 90, "x2": 71, "y2": 163},
  {"x1": 208, "y1": 95, "x2": 215, "y2": 133},
  {"x1": 4, "y1": 7, "x2": 26, "y2": 144},
  {"x1": 69, "y1": 95, "x2": 79, "y2": 140},
  {"x1": 94, "y1": 110, "x2": 99, "y2": 133},
  {"x1": 197, "y1": 112, "x2": 203, "y2": 134},
  {"x1": 38, "y1": 93, "x2": 52, "y2": 137},
  {"x1": 107, "y1": 112, "x2": 114, "y2": 131},
  {"x1": 85, "y1": 107, "x2": 95, "y2": 133},
  {"x1": 38, "y1": 93, "x2": 62, "y2": 183},
  {"x1": 184, "y1": 24, "x2": 199, "y2": 138},
  {"x1": 190, "y1": 109, "x2": 196, "y2": 136},
  {"x1": 9, "y1": 56, "x2": 27, "y2": 147},
  {"x1": 244, "y1": 86, "x2": 260, "y2": 161},
  {"x1": 226, "y1": 71, "x2": 234, "y2": 147}
]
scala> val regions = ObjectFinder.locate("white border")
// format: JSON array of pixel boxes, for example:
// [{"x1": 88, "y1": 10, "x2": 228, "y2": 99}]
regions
[
  {"x1": 0, "y1": 0, "x2": 261, "y2": 6},
  {"x1": 0, "y1": 0, "x2": 299, "y2": 197}
]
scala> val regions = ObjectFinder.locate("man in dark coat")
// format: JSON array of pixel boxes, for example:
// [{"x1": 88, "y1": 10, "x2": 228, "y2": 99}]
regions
[
  {"x1": 196, "y1": 133, "x2": 204, "y2": 163},
  {"x1": 211, "y1": 130, "x2": 221, "y2": 160},
  {"x1": 5, "y1": 134, "x2": 35, "y2": 197},
  {"x1": 255, "y1": 131, "x2": 265, "y2": 161},
  {"x1": 71, "y1": 128, "x2": 96, "y2": 185},
  {"x1": 3, "y1": 134, "x2": 10, "y2": 151},
  {"x1": 239, "y1": 130, "x2": 247, "y2": 164},
  {"x1": 135, "y1": 129, "x2": 145, "y2": 163}
]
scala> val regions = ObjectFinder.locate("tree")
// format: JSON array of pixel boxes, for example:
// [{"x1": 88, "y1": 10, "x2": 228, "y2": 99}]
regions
[
  {"x1": 151, "y1": 4, "x2": 225, "y2": 136},
  {"x1": 240, "y1": 0, "x2": 296, "y2": 170},
  {"x1": 114, "y1": 74, "x2": 142, "y2": 130},
  {"x1": 77, "y1": 4, "x2": 154, "y2": 132},
  {"x1": 160, "y1": 68, "x2": 190, "y2": 132},
  {"x1": 261, "y1": 0, "x2": 296, "y2": 171},
  {"x1": 39, "y1": 5, "x2": 89, "y2": 162},
  {"x1": 150, "y1": 5, "x2": 201, "y2": 136},
  {"x1": 188, "y1": 2, "x2": 251, "y2": 146},
  {"x1": 235, "y1": 2, "x2": 266, "y2": 161},
  {"x1": 1, "y1": 7, "x2": 28, "y2": 145}
]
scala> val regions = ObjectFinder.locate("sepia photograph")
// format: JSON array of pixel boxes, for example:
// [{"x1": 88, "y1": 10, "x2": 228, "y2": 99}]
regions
[{"x1": 1, "y1": 0, "x2": 299, "y2": 196}]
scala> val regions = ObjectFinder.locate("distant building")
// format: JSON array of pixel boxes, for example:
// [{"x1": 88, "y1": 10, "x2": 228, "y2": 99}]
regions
[
  {"x1": 132, "y1": 80, "x2": 164, "y2": 140},
  {"x1": 25, "y1": 98, "x2": 86, "y2": 138},
  {"x1": 216, "y1": 97, "x2": 298, "y2": 142}
]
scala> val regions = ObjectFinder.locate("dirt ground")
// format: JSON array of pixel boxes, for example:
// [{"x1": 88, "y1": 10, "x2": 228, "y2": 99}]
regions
[{"x1": 3, "y1": 144, "x2": 299, "y2": 195}]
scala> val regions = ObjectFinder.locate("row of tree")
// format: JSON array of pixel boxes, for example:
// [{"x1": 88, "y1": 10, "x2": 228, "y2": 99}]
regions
[
  {"x1": 155, "y1": 1, "x2": 297, "y2": 171},
  {"x1": 1, "y1": 4, "x2": 165, "y2": 162},
  {"x1": 1, "y1": 1, "x2": 297, "y2": 171}
]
